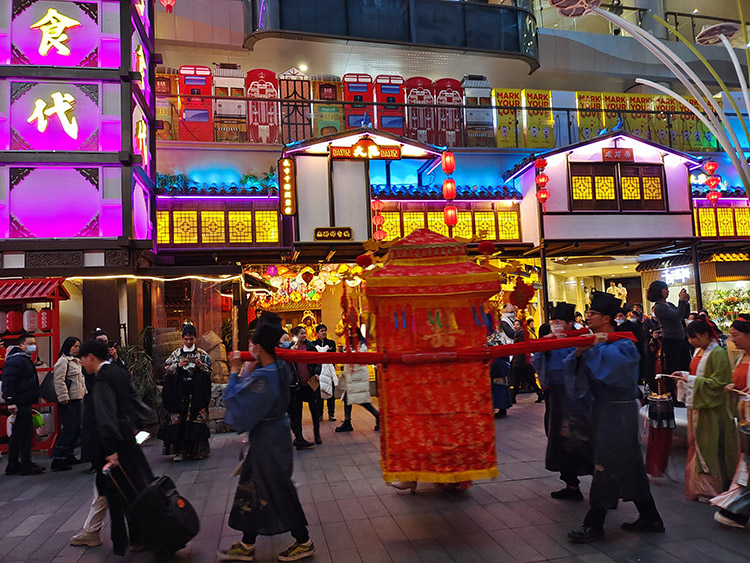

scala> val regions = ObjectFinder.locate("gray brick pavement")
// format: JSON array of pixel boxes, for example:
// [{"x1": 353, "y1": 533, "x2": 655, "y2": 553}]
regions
[{"x1": 1, "y1": 395, "x2": 749, "y2": 562}]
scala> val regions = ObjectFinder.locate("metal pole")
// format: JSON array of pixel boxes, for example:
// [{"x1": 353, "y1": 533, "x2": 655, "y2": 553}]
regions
[{"x1": 691, "y1": 243, "x2": 703, "y2": 311}]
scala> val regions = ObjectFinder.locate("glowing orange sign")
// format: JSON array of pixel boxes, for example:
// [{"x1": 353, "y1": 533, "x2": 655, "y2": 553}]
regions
[
  {"x1": 279, "y1": 157, "x2": 297, "y2": 215},
  {"x1": 30, "y1": 8, "x2": 81, "y2": 57},
  {"x1": 330, "y1": 138, "x2": 402, "y2": 160}
]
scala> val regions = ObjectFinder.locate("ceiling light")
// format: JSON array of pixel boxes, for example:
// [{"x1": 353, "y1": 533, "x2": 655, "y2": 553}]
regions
[
  {"x1": 560, "y1": 270, "x2": 566, "y2": 274},
  {"x1": 577, "y1": 263, "x2": 583, "y2": 266}
]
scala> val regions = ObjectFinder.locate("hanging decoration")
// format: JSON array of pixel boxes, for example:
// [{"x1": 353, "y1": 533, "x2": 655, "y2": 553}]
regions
[
  {"x1": 534, "y1": 157, "x2": 550, "y2": 210},
  {"x1": 371, "y1": 198, "x2": 387, "y2": 241},
  {"x1": 442, "y1": 151, "x2": 457, "y2": 229},
  {"x1": 160, "y1": 0, "x2": 176, "y2": 14},
  {"x1": 444, "y1": 204, "x2": 458, "y2": 227},
  {"x1": 703, "y1": 159, "x2": 721, "y2": 206}
]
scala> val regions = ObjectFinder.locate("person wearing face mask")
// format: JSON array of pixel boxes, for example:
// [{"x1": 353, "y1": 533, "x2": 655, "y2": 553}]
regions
[
  {"x1": 532, "y1": 302, "x2": 593, "y2": 501},
  {"x1": 1, "y1": 333, "x2": 44, "y2": 475},
  {"x1": 159, "y1": 323, "x2": 213, "y2": 462},
  {"x1": 616, "y1": 310, "x2": 645, "y2": 385}
]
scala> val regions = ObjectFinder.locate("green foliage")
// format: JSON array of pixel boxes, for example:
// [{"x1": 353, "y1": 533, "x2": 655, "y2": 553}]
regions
[
  {"x1": 117, "y1": 327, "x2": 160, "y2": 415},
  {"x1": 704, "y1": 288, "x2": 750, "y2": 328}
]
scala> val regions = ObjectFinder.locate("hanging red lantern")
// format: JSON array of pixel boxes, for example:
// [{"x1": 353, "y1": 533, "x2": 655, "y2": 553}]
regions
[
  {"x1": 703, "y1": 160, "x2": 718, "y2": 175},
  {"x1": 221, "y1": 295, "x2": 232, "y2": 313},
  {"x1": 371, "y1": 199, "x2": 385, "y2": 212},
  {"x1": 441, "y1": 151, "x2": 456, "y2": 175},
  {"x1": 534, "y1": 157, "x2": 547, "y2": 169},
  {"x1": 301, "y1": 271, "x2": 314, "y2": 285},
  {"x1": 536, "y1": 188, "x2": 551, "y2": 205},
  {"x1": 373, "y1": 229, "x2": 387, "y2": 242},
  {"x1": 6, "y1": 310, "x2": 22, "y2": 333},
  {"x1": 160, "y1": 0, "x2": 176, "y2": 13},
  {"x1": 38, "y1": 308, "x2": 53, "y2": 332},
  {"x1": 705, "y1": 175, "x2": 721, "y2": 190},
  {"x1": 372, "y1": 214, "x2": 385, "y2": 226},
  {"x1": 707, "y1": 189, "x2": 721, "y2": 206},
  {"x1": 535, "y1": 173, "x2": 549, "y2": 188},
  {"x1": 442, "y1": 178, "x2": 456, "y2": 200},
  {"x1": 355, "y1": 254, "x2": 374, "y2": 268},
  {"x1": 444, "y1": 205, "x2": 458, "y2": 226},
  {"x1": 23, "y1": 309, "x2": 38, "y2": 333},
  {"x1": 478, "y1": 241, "x2": 496, "y2": 255}
]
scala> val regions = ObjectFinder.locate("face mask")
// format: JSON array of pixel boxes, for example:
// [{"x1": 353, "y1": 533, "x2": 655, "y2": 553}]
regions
[
  {"x1": 685, "y1": 319, "x2": 693, "y2": 325},
  {"x1": 551, "y1": 323, "x2": 564, "y2": 334},
  {"x1": 279, "y1": 341, "x2": 292, "y2": 349},
  {"x1": 25, "y1": 344, "x2": 36, "y2": 354},
  {"x1": 503, "y1": 312, "x2": 514, "y2": 319},
  {"x1": 615, "y1": 319, "x2": 625, "y2": 325}
]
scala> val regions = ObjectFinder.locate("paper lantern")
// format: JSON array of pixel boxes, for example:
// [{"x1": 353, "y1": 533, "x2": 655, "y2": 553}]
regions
[
  {"x1": 38, "y1": 308, "x2": 53, "y2": 332},
  {"x1": 441, "y1": 151, "x2": 456, "y2": 175},
  {"x1": 371, "y1": 199, "x2": 385, "y2": 212},
  {"x1": 373, "y1": 229, "x2": 387, "y2": 241},
  {"x1": 221, "y1": 295, "x2": 232, "y2": 313},
  {"x1": 535, "y1": 173, "x2": 549, "y2": 188},
  {"x1": 160, "y1": 0, "x2": 176, "y2": 13},
  {"x1": 301, "y1": 271, "x2": 314, "y2": 285},
  {"x1": 703, "y1": 160, "x2": 718, "y2": 175},
  {"x1": 536, "y1": 188, "x2": 551, "y2": 205},
  {"x1": 266, "y1": 265, "x2": 278, "y2": 277},
  {"x1": 707, "y1": 189, "x2": 721, "y2": 206},
  {"x1": 534, "y1": 157, "x2": 547, "y2": 169},
  {"x1": 442, "y1": 178, "x2": 457, "y2": 200},
  {"x1": 705, "y1": 175, "x2": 721, "y2": 190},
  {"x1": 0, "y1": 311, "x2": 6, "y2": 333},
  {"x1": 6, "y1": 311, "x2": 22, "y2": 333},
  {"x1": 372, "y1": 214, "x2": 385, "y2": 226},
  {"x1": 356, "y1": 254, "x2": 374, "y2": 268},
  {"x1": 478, "y1": 241, "x2": 496, "y2": 255},
  {"x1": 444, "y1": 205, "x2": 458, "y2": 226}
]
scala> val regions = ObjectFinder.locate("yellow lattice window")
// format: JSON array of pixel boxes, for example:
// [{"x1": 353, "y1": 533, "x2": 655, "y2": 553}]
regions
[
  {"x1": 254, "y1": 211, "x2": 279, "y2": 243},
  {"x1": 717, "y1": 208, "x2": 735, "y2": 237},
  {"x1": 156, "y1": 211, "x2": 170, "y2": 244},
  {"x1": 172, "y1": 211, "x2": 198, "y2": 244},
  {"x1": 735, "y1": 208, "x2": 750, "y2": 237},
  {"x1": 201, "y1": 211, "x2": 225, "y2": 243},
  {"x1": 571, "y1": 176, "x2": 592, "y2": 199},
  {"x1": 698, "y1": 207, "x2": 717, "y2": 237},
  {"x1": 474, "y1": 211, "x2": 497, "y2": 240},
  {"x1": 621, "y1": 177, "x2": 640, "y2": 200},
  {"x1": 402, "y1": 212, "x2": 425, "y2": 237},
  {"x1": 642, "y1": 177, "x2": 663, "y2": 200},
  {"x1": 453, "y1": 212, "x2": 473, "y2": 239},
  {"x1": 426, "y1": 212, "x2": 449, "y2": 236},
  {"x1": 595, "y1": 176, "x2": 615, "y2": 200},
  {"x1": 228, "y1": 211, "x2": 253, "y2": 243},
  {"x1": 497, "y1": 211, "x2": 520, "y2": 240},
  {"x1": 380, "y1": 212, "x2": 401, "y2": 241}
]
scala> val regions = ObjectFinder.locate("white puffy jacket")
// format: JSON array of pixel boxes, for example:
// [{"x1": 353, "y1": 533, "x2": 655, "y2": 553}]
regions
[{"x1": 340, "y1": 343, "x2": 371, "y2": 404}]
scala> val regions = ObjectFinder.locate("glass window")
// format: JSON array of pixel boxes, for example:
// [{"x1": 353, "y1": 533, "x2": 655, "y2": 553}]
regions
[
  {"x1": 380, "y1": 212, "x2": 401, "y2": 241},
  {"x1": 570, "y1": 163, "x2": 665, "y2": 211},
  {"x1": 172, "y1": 211, "x2": 198, "y2": 244},
  {"x1": 201, "y1": 211, "x2": 225, "y2": 244},
  {"x1": 426, "y1": 212, "x2": 449, "y2": 236},
  {"x1": 402, "y1": 212, "x2": 425, "y2": 237},
  {"x1": 254, "y1": 211, "x2": 279, "y2": 243},
  {"x1": 698, "y1": 207, "x2": 717, "y2": 237},
  {"x1": 735, "y1": 208, "x2": 750, "y2": 237},
  {"x1": 228, "y1": 211, "x2": 253, "y2": 243},
  {"x1": 496, "y1": 211, "x2": 520, "y2": 240},
  {"x1": 156, "y1": 211, "x2": 170, "y2": 244},
  {"x1": 474, "y1": 211, "x2": 497, "y2": 240}
]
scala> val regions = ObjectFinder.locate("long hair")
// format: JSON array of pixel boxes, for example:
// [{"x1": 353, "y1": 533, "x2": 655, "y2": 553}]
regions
[{"x1": 60, "y1": 336, "x2": 81, "y2": 357}]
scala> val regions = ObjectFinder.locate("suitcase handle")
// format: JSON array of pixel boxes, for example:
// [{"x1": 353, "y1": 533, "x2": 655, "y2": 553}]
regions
[{"x1": 104, "y1": 465, "x2": 139, "y2": 500}]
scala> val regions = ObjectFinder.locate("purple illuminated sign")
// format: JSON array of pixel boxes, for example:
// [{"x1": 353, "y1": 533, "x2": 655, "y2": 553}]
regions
[{"x1": 4, "y1": 0, "x2": 121, "y2": 67}]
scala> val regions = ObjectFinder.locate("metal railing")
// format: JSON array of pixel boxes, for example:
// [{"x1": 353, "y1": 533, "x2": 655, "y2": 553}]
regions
[{"x1": 665, "y1": 11, "x2": 745, "y2": 43}]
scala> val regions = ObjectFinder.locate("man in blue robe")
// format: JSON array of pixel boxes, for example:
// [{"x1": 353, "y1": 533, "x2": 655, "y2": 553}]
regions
[{"x1": 564, "y1": 291, "x2": 664, "y2": 543}]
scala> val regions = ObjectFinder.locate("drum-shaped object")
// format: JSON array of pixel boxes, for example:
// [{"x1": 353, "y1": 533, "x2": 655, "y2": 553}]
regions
[
  {"x1": 647, "y1": 395, "x2": 676, "y2": 429},
  {"x1": 6, "y1": 310, "x2": 22, "y2": 333},
  {"x1": 38, "y1": 308, "x2": 53, "y2": 332},
  {"x1": 23, "y1": 309, "x2": 38, "y2": 333}
]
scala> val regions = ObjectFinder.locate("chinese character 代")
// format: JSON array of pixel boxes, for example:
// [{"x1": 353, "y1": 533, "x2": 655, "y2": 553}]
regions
[
  {"x1": 27, "y1": 92, "x2": 79, "y2": 139},
  {"x1": 30, "y1": 8, "x2": 81, "y2": 57}
]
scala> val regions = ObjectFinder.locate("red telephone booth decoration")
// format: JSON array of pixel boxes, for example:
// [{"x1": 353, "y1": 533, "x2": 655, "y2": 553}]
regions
[
  {"x1": 405, "y1": 77, "x2": 436, "y2": 144},
  {"x1": 6, "y1": 310, "x2": 22, "y2": 333},
  {"x1": 178, "y1": 65, "x2": 214, "y2": 142},
  {"x1": 374, "y1": 74, "x2": 405, "y2": 135},
  {"x1": 434, "y1": 78, "x2": 464, "y2": 147},
  {"x1": 342, "y1": 73, "x2": 374, "y2": 130},
  {"x1": 39, "y1": 308, "x2": 53, "y2": 332},
  {"x1": 245, "y1": 69, "x2": 281, "y2": 144}
]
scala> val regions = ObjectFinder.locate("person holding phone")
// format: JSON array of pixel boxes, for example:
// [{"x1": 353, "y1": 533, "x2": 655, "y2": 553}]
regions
[
  {"x1": 159, "y1": 323, "x2": 213, "y2": 462},
  {"x1": 647, "y1": 281, "x2": 690, "y2": 400}
]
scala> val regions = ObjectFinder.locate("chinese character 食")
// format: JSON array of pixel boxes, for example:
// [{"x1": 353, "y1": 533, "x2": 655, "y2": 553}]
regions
[{"x1": 30, "y1": 8, "x2": 81, "y2": 57}]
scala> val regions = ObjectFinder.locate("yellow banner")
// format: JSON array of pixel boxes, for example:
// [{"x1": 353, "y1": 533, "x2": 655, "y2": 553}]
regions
[
  {"x1": 522, "y1": 89, "x2": 554, "y2": 148},
  {"x1": 653, "y1": 95, "x2": 677, "y2": 147},
  {"x1": 576, "y1": 91, "x2": 603, "y2": 141},
  {"x1": 493, "y1": 88, "x2": 522, "y2": 148},
  {"x1": 602, "y1": 92, "x2": 628, "y2": 131},
  {"x1": 625, "y1": 93, "x2": 653, "y2": 140},
  {"x1": 673, "y1": 96, "x2": 705, "y2": 152}
]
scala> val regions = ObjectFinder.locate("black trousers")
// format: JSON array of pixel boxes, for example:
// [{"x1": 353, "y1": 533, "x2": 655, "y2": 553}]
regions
[
  {"x1": 243, "y1": 526, "x2": 309, "y2": 545},
  {"x1": 343, "y1": 394, "x2": 379, "y2": 422},
  {"x1": 326, "y1": 396, "x2": 336, "y2": 417},
  {"x1": 583, "y1": 494, "x2": 660, "y2": 529},
  {"x1": 8, "y1": 404, "x2": 34, "y2": 466},
  {"x1": 288, "y1": 387, "x2": 321, "y2": 440},
  {"x1": 53, "y1": 399, "x2": 82, "y2": 460}
]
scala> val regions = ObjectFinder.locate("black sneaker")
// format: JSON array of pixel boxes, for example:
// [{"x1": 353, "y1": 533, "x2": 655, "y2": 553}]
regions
[
  {"x1": 51, "y1": 459, "x2": 73, "y2": 472},
  {"x1": 621, "y1": 516, "x2": 665, "y2": 533},
  {"x1": 19, "y1": 463, "x2": 45, "y2": 476},
  {"x1": 567, "y1": 525, "x2": 604, "y2": 544},
  {"x1": 294, "y1": 439, "x2": 315, "y2": 450},
  {"x1": 314, "y1": 434, "x2": 322, "y2": 445},
  {"x1": 65, "y1": 455, "x2": 83, "y2": 465},
  {"x1": 335, "y1": 421, "x2": 354, "y2": 432},
  {"x1": 5, "y1": 464, "x2": 21, "y2": 475},
  {"x1": 551, "y1": 487, "x2": 583, "y2": 501}
]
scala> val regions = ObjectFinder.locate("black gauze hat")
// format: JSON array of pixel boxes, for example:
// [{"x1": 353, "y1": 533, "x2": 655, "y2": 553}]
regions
[
  {"x1": 252, "y1": 324, "x2": 286, "y2": 354},
  {"x1": 588, "y1": 291, "x2": 622, "y2": 319},
  {"x1": 551, "y1": 302, "x2": 575, "y2": 322}
]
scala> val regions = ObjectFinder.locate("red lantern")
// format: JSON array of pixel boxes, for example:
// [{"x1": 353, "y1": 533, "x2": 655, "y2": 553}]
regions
[
  {"x1": 444, "y1": 205, "x2": 458, "y2": 226},
  {"x1": 356, "y1": 254, "x2": 374, "y2": 268},
  {"x1": 301, "y1": 271, "x2": 314, "y2": 285},
  {"x1": 372, "y1": 214, "x2": 385, "y2": 226},
  {"x1": 373, "y1": 229, "x2": 387, "y2": 242},
  {"x1": 371, "y1": 199, "x2": 385, "y2": 212},
  {"x1": 39, "y1": 308, "x2": 52, "y2": 331},
  {"x1": 535, "y1": 173, "x2": 549, "y2": 188},
  {"x1": 536, "y1": 188, "x2": 551, "y2": 205},
  {"x1": 705, "y1": 175, "x2": 721, "y2": 190},
  {"x1": 534, "y1": 157, "x2": 547, "y2": 169},
  {"x1": 160, "y1": 0, "x2": 176, "y2": 13},
  {"x1": 6, "y1": 310, "x2": 22, "y2": 333},
  {"x1": 221, "y1": 295, "x2": 232, "y2": 313},
  {"x1": 478, "y1": 241, "x2": 496, "y2": 255},
  {"x1": 442, "y1": 178, "x2": 456, "y2": 200},
  {"x1": 703, "y1": 160, "x2": 718, "y2": 175},
  {"x1": 23, "y1": 309, "x2": 38, "y2": 333},
  {"x1": 441, "y1": 151, "x2": 456, "y2": 175},
  {"x1": 707, "y1": 189, "x2": 721, "y2": 206}
]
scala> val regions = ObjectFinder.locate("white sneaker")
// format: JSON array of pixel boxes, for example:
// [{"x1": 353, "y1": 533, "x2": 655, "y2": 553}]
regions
[
  {"x1": 714, "y1": 511, "x2": 745, "y2": 528},
  {"x1": 172, "y1": 454, "x2": 184, "y2": 462},
  {"x1": 70, "y1": 530, "x2": 103, "y2": 546}
]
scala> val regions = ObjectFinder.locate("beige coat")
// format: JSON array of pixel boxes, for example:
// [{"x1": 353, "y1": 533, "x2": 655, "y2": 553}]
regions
[{"x1": 53, "y1": 355, "x2": 86, "y2": 402}]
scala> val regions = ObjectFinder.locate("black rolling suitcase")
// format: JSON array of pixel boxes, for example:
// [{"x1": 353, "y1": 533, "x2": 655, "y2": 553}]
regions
[{"x1": 106, "y1": 467, "x2": 200, "y2": 555}]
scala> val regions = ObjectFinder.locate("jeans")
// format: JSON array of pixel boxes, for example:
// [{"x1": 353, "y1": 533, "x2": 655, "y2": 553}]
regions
[
  {"x1": 8, "y1": 404, "x2": 34, "y2": 466},
  {"x1": 53, "y1": 399, "x2": 82, "y2": 460}
]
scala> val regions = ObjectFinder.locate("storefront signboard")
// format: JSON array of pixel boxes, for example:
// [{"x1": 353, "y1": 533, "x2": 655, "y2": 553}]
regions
[
  {"x1": 330, "y1": 139, "x2": 402, "y2": 160},
  {"x1": 278, "y1": 157, "x2": 297, "y2": 215},
  {"x1": 601, "y1": 147, "x2": 634, "y2": 162},
  {"x1": 314, "y1": 227, "x2": 353, "y2": 241}
]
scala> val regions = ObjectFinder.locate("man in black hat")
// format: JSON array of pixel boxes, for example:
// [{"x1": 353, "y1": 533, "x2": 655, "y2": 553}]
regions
[
  {"x1": 564, "y1": 291, "x2": 664, "y2": 543},
  {"x1": 532, "y1": 302, "x2": 593, "y2": 501}
]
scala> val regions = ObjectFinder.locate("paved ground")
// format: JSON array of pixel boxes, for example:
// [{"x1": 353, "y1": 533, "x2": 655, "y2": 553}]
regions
[{"x1": 1, "y1": 395, "x2": 749, "y2": 563}]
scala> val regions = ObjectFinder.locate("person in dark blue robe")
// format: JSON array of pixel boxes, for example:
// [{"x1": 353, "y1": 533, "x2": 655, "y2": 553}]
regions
[
  {"x1": 564, "y1": 291, "x2": 664, "y2": 544},
  {"x1": 219, "y1": 318, "x2": 315, "y2": 562},
  {"x1": 532, "y1": 302, "x2": 593, "y2": 501}
]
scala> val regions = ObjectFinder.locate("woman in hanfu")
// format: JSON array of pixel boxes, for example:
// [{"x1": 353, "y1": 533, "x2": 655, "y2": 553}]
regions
[
  {"x1": 712, "y1": 314, "x2": 750, "y2": 528},
  {"x1": 673, "y1": 318, "x2": 738, "y2": 502},
  {"x1": 219, "y1": 320, "x2": 315, "y2": 562}
]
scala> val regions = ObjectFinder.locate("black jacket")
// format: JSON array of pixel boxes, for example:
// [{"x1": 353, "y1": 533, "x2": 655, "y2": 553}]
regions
[
  {"x1": 88, "y1": 363, "x2": 140, "y2": 462},
  {"x1": 1, "y1": 348, "x2": 39, "y2": 406}
]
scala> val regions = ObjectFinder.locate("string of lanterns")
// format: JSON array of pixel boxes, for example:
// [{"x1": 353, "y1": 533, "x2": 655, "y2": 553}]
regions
[
  {"x1": 534, "y1": 157, "x2": 550, "y2": 209},
  {"x1": 371, "y1": 198, "x2": 387, "y2": 241},
  {"x1": 442, "y1": 151, "x2": 458, "y2": 227},
  {"x1": 703, "y1": 159, "x2": 721, "y2": 206}
]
